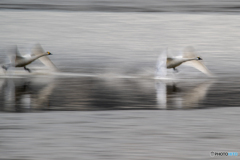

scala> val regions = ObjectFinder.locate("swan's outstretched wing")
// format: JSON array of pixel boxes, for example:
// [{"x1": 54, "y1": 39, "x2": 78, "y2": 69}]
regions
[
  {"x1": 182, "y1": 46, "x2": 212, "y2": 76},
  {"x1": 155, "y1": 49, "x2": 167, "y2": 77},
  {"x1": 6, "y1": 45, "x2": 22, "y2": 66},
  {"x1": 184, "y1": 61, "x2": 212, "y2": 76},
  {"x1": 182, "y1": 46, "x2": 196, "y2": 59},
  {"x1": 31, "y1": 43, "x2": 47, "y2": 57},
  {"x1": 31, "y1": 44, "x2": 58, "y2": 71}
]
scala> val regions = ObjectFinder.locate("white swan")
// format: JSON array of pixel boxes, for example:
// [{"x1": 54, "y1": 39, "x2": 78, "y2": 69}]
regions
[
  {"x1": 167, "y1": 56, "x2": 202, "y2": 72},
  {"x1": 156, "y1": 46, "x2": 212, "y2": 77},
  {"x1": 2, "y1": 44, "x2": 56, "y2": 73}
]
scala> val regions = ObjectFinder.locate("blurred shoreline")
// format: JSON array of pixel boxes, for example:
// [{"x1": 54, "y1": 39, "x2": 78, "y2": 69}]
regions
[{"x1": 1, "y1": 0, "x2": 240, "y2": 12}]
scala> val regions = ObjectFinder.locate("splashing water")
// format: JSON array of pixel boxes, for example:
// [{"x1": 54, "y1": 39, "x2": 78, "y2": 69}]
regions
[{"x1": 155, "y1": 49, "x2": 167, "y2": 79}]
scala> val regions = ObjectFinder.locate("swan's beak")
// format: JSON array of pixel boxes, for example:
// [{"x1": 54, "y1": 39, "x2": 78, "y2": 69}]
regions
[
  {"x1": 197, "y1": 57, "x2": 202, "y2": 60},
  {"x1": 47, "y1": 52, "x2": 52, "y2": 55}
]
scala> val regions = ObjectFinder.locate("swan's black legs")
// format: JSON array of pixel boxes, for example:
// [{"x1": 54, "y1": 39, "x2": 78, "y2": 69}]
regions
[
  {"x1": 24, "y1": 66, "x2": 31, "y2": 73},
  {"x1": 2, "y1": 64, "x2": 11, "y2": 71},
  {"x1": 173, "y1": 68, "x2": 178, "y2": 73},
  {"x1": 2, "y1": 65, "x2": 8, "y2": 71},
  {"x1": 2, "y1": 65, "x2": 31, "y2": 73}
]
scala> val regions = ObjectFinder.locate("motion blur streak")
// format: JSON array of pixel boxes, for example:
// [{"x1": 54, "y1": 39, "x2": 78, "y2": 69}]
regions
[{"x1": 1, "y1": 1, "x2": 240, "y2": 160}]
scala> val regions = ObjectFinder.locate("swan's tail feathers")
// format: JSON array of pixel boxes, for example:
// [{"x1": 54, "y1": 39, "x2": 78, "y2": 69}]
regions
[
  {"x1": 155, "y1": 49, "x2": 167, "y2": 77},
  {"x1": 31, "y1": 44, "x2": 58, "y2": 72}
]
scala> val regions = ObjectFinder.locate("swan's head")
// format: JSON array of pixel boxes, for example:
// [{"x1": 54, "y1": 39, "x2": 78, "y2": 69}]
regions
[
  {"x1": 47, "y1": 51, "x2": 52, "y2": 55},
  {"x1": 197, "y1": 57, "x2": 202, "y2": 60}
]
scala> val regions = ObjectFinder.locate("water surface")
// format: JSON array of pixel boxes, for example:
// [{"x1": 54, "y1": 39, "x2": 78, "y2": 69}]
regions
[{"x1": 0, "y1": 10, "x2": 240, "y2": 160}]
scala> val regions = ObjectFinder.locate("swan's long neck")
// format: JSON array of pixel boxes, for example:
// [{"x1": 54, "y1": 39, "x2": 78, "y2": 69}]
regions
[
  {"x1": 180, "y1": 58, "x2": 198, "y2": 63},
  {"x1": 29, "y1": 52, "x2": 48, "y2": 62}
]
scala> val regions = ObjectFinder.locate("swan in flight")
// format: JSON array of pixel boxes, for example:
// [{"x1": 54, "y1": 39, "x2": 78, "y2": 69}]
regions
[
  {"x1": 2, "y1": 44, "x2": 56, "y2": 73},
  {"x1": 156, "y1": 46, "x2": 212, "y2": 77}
]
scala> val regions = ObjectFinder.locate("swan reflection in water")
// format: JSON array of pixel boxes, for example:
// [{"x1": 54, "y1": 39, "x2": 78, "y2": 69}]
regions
[
  {"x1": 155, "y1": 80, "x2": 214, "y2": 109},
  {"x1": 0, "y1": 76, "x2": 214, "y2": 111},
  {"x1": 0, "y1": 77, "x2": 55, "y2": 112}
]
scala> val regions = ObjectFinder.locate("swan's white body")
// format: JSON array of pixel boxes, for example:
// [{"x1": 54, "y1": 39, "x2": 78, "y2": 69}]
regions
[
  {"x1": 15, "y1": 52, "x2": 50, "y2": 67},
  {"x1": 166, "y1": 57, "x2": 200, "y2": 69}
]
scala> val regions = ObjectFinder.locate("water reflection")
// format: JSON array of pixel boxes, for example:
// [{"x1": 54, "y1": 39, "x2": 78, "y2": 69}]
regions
[
  {"x1": 0, "y1": 76, "x2": 215, "y2": 112},
  {"x1": 155, "y1": 80, "x2": 213, "y2": 109},
  {"x1": 0, "y1": 77, "x2": 55, "y2": 112}
]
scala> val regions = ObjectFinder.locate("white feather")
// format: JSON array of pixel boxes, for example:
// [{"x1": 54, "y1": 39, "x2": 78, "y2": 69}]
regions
[
  {"x1": 31, "y1": 44, "x2": 58, "y2": 71},
  {"x1": 182, "y1": 46, "x2": 212, "y2": 76}
]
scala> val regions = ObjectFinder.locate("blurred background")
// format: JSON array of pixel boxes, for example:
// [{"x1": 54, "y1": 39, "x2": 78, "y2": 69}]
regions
[{"x1": 0, "y1": 0, "x2": 240, "y2": 159}]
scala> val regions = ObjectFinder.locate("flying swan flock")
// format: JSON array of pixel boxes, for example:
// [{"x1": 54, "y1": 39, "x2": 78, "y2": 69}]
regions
[
  {"x1": 2, "y1": 44, "x2": 57, "y2": 73},
  {"x1": 155, "y1": 46, "x2": 212, "y2": 78}
]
